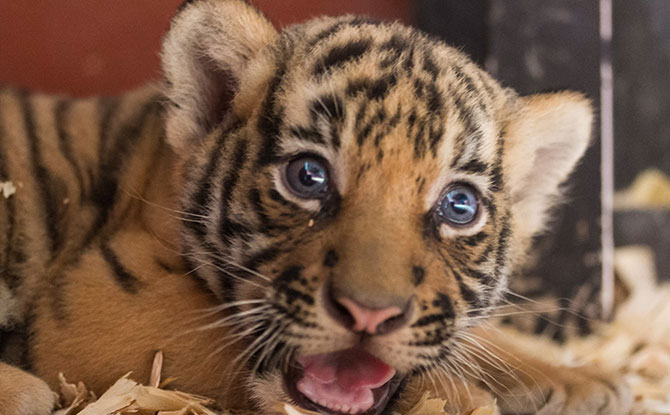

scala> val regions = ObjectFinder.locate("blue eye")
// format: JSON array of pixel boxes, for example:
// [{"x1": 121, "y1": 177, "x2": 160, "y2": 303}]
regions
[
  {"x1": 285, "y1": 155, "x2": 330, "y2": 198},
  {"x1": 438, "y1": 185, "x2": 479, "y2": 225}
]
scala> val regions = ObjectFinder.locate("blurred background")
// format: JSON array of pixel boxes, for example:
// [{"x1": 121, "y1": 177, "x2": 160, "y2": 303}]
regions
[{"x1": 1, "y1": 0, "x2": 668, "y2": 336}]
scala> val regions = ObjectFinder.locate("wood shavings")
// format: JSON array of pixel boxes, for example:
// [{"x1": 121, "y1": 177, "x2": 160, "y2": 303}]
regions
[
  {"x1": 53, "y1": 352, "x2": 221, "y2": 415},
  {"x1": 400, "y1": 393, "x2": 449, "y2": 415},
  {"x1": 53, "y1": 373, "x2": 96, "y2": 415},
  {"x1": 0, "y1": 180, "x2": 16, "y2": 198},
  {"x1": 614, "y1": 168, "x2": 670, "y2": 209},
  {"x1": 150, "y1": 351, "x2": 164, "y2": 388},
  {"x1": 560, "y1": 246, "x2": 670, "y2": 414},
  {"x1": 280, "y1": 403, "x2": 319, "y2": 415}
]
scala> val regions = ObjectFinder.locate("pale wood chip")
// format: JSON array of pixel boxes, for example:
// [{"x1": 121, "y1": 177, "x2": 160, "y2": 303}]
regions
[
  {"x1": 0, "y1": 181, "x2": 16, "y2": 198},
  {"x1": 150, "y1": 351, "x2": 164, "y2": 388}
]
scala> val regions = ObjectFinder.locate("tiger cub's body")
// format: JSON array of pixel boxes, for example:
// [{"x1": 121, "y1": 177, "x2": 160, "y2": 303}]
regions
[{"x1": 1, "y1": 1, "x2": 630, "y2": 415}]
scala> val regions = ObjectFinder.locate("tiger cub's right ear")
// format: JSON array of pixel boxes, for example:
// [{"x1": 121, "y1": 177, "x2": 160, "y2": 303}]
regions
[{"x1": 161, "y1": 0, "x2": 278, "y2": 152}]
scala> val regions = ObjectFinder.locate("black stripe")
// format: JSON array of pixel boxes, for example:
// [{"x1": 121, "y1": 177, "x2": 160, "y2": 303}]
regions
[
  {"x1": 268, "y1": 188, "x2": 300, "y2": 209},
  {"x1": 357, "y1": 107, "x2": 386, "y2": 147},
  {"x1": 433, "y1": 292, "x2": 455, "y2": 319},
  {"x1": 440, "y1": 253, "x2": 483, "y2": 309},
  {"x1": 100, "y1": 241, "x2": 142, "y2": 293},
  {"x1": 97, "y1": 96, "x2": 121, "y2": 168},
  {"x1": 274, "y1": 266, "x2": 314, "y2": 305},
  {"x1": 308, "y1": 17, "x2": 381, "y2": 48},
  {"x1": 474, "y1": 244, "x2": 493, "y2": 265},
  {"x1": 425, "y1": 82, "x2": 444, "y2": 113},
  {"x1": 257, "y1": 60, "x2": 286, "y2": 166},
  {"x1": 413, "y1": 121, "x2": 427, "y2": 158},
  {"x1": 177, "y1": 0, "x2": 198, "y2": 13},
  {"x1": 422, "y1": 50, "x2": 441, "y2": 80},
  {"x1": 309, "y1": 94, "x2": 344, "y2": 122},
  {"x1": 411, "y1": 266, "x2": 426, "y2": 286},
  {"x1": 288, "y1": 125, "x2": 324, "y2": 145},
  {"x1": 346, "y1": 73, "x2": 397, "y2": 101},
  {"x1": 218, "y1": 220, "x2": 252, "y2": 243},
  {"x1": 458, "y1": 158, "x2": 489, "y2": 174},
  {"x1": 489, "y1": 164, "x2": 503, "y2": 192},
  {"x1": 452, "y1": 63, "x2": 487, "y2": 113},
  {"x1": 248, "y1": 187, "x2": 289, "y2": 233},
  {"x1": 0, "y1": 326, "x2": 11, "y2": 359},
  {"x1": 463, "y1": 231, "x2": 488, "y2": 247},
  {"x1": 495, "y1": 217, "x2": 511, "y2": 272},
  {"x1": 55, "y1": 99, "x2": 86, "y2": 199},
  {"x1": 452, "y1": 269, "x2": 482, "y2": 309},
  {"x1": 217, "y1": 139, "x2": 249, "y2": 241},
  {"x1": 14, "y1": 300, "x2": 36, "y2": 370},
  {"x1": 380, "y1": 34, "x2": 409, "y2": 56},
  {"x1": 244, "y1": 246, "x2": 281, "y2": 270},
  {"x1": 428, "y1": 124, "x2": 444, "y2": 156},
  {"x1": 187, "y1": 126, "x2": 235, "y2": 238},
  {"x1": 20, "y1": 92, "x2": 61, "y2": 256},
  {"x1": 413, "y1": 78, "x2": 426, "y2": 99},
  {"x1": 313, "y1": 39, "x2": 372, "y2": 77},
  {"x1": 0, "y1": 115, "x2": 18, "y2": 292},
  {"x1": 411, "y1": 311, "x2": 452, "y2": 327},
  {"x1": 402, "y1": 44, "x2": 415, "y2": 75},
  {"x1": 489, "y1": 134, "x2": 505, "y2": 193},
  {"x1": 85, "y1": 99, "x2": 160, "y2": 245}
]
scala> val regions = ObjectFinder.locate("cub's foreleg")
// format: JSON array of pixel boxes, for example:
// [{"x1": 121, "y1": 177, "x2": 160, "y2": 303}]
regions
[
  {"x1": 0, "y1": 363, "x2": 55, "y2": 415},
  {"x1": 461, "y1": 326, "x2": 632, "y2": 415}
]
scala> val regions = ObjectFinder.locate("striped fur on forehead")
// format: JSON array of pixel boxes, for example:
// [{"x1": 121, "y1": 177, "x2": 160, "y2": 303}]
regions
[{"x1": 271, "y1": 18, "x2": 509, "y2": 169}]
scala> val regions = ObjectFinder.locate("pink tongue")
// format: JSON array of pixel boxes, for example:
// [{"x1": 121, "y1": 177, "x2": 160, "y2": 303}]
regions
[{"x1": 296, "y1": 348, "x2": 395, "y2": 413}]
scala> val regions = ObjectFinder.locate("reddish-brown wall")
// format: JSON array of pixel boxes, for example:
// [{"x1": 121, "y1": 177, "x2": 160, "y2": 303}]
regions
[{"x1": 0, "y1": 1, "x2": 412, "y2": 96}]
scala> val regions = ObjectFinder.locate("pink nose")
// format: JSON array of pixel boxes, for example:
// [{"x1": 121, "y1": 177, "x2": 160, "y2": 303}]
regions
[{"x1": 336, "y1": 297, "x2": 404, "y2": 335}]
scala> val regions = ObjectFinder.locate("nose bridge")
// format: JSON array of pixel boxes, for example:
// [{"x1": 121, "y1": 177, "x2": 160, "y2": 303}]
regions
[{"x1": 331, "y1": 209, "x2": 415, "y2": 309}]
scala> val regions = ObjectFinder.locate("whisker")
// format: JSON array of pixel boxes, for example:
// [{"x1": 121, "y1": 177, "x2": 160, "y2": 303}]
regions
[
  {"x1": 180, "y1": 250, "x2": 272, "y2": 284},
  {"x1": 503, "y1": 290, "x2": 595, "y2": 321},
  {"x1": 123, "y1": 188, "x2": 212, "y2": 219},
  {"x1": 195, "y1": 305, "x2": 272, "y2": 331},
  {"x1": 205, "y1": 322, "x2": 266, "y2": 362}
]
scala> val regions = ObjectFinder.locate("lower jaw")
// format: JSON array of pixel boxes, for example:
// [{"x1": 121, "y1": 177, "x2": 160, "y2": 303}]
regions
[{"x1": 284, "y1": 365, "x2": 404, "y2": 415}]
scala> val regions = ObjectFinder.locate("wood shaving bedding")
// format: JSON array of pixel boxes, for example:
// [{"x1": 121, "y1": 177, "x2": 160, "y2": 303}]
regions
[
  {"x1": 0, "y1": 180, "x2": 16, "y2": 198},
  {"x1": 614, "y1": 168, "x2": 670, "y2": 209}
]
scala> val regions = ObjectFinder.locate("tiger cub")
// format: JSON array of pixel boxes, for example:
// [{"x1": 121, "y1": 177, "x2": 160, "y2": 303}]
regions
[{"x1": 0, "y1": 1, "x2": 630, "y2": 414}]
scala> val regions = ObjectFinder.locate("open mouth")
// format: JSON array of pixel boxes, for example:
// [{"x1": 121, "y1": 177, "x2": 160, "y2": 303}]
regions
[{"x1": 285, "y1": 347, "x2": 403, "y2": 415}]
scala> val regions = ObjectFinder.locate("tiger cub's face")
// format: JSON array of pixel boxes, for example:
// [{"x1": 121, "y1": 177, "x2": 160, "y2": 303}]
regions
[{"x1": 162, "y1": 1, "x2": 593, "y2": 414}]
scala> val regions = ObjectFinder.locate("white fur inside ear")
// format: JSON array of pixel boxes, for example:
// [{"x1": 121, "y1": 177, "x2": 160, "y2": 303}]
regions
[
  {"x1": 161, "y1": 0, "x2": 278, "y2": 151},
  {"x1": 504, "y1": 92, "x2": 593, "y2": 259}
]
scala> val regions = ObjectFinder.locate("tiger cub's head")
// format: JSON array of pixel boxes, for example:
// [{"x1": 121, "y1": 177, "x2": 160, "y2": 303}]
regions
[{"x1": 161, "y1": 1, "x2": 592, "y2": 413}]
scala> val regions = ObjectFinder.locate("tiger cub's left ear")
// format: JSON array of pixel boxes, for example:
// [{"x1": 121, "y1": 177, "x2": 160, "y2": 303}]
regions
[
  {"x1": 161, "y1": 0, "x2": 278, "y2": 151},
  {"x1": 503, "y1": 92, "x2": 593, "y2": 262}
]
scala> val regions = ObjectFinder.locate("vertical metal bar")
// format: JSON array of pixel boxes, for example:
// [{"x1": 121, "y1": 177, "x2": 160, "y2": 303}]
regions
[{"x1": 600, "y1": 0, "x2": 615, "y2": 319}]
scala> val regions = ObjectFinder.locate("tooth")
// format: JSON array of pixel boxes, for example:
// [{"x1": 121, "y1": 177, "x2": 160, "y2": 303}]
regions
[
  {"x1": 350, "y1": 406, "x2": 359, "y2": 414},
  {"x1": 318, "y1": 400, "x2": 328, "y2": 408},
  {"x1": 341, "y1": 404, "x2": 350, "y2": 413}
]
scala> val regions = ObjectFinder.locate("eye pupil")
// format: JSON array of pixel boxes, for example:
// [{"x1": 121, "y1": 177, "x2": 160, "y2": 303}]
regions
[
  {"x1": 285, "y1": 155, "x2": 330, "y2": 198},
  {"x1": 449, "y1": 193, "x2": 475, "y2": 215},
  {"x1": 299, "y1": 161, "x2": 326, "y2": 187},
  {"x1": 439, "y1": 186, "x2": 479, "y2": 225}
]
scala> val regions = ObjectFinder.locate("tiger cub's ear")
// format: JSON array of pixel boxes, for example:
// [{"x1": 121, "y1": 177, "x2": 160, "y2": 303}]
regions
[
  {"x1": 503, "y1": 91, "x2": 593, "y2": 263},
  {"x1": 161, "y1": 0, "x2": 278, "y2": 151}
]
